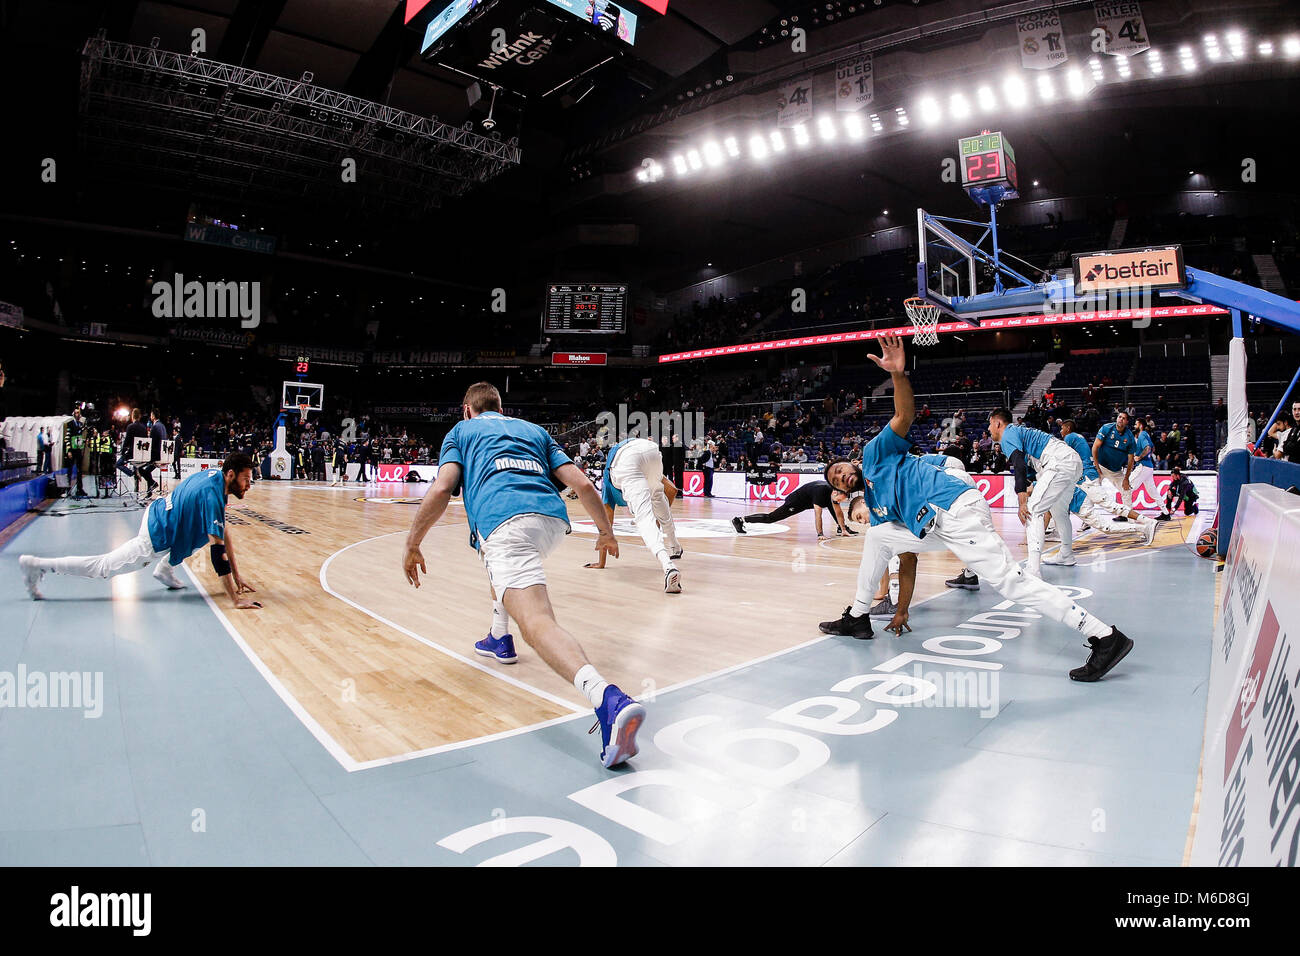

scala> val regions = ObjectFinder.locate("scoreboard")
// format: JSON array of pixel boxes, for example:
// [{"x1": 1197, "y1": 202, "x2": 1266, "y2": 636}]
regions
[{"x1": 543, "y1": 283, "x2": 627, "y2": 334}]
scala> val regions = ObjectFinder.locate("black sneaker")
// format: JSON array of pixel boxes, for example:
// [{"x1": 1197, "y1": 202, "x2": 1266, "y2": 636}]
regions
[
  {"x1": 945, "y1": 571, "x2": 980, "y2": 591},
  {"x1": 1154, "y1": 513, "x2": 1171, "y2": 522},
  {"x1": 669, "y1": 548, "x2": 684, "y2": 560},
  {"x1": 731, "y1": 516, "x2": 746, "y2": 534},
  {"x1": 1068, "y1": 628, "x2": 1134, "y2": 682},
  {"x1": 818, "y1": 606, "x2": 874, "y2": 640},
  {"x1": 1113, "y1": 515, "x2": 1127, "y2": 523}
]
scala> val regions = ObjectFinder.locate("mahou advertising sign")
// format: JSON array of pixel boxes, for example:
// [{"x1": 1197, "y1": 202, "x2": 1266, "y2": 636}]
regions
[{"x1": 552, "y1": 352, "x2": 608, "y2": 365}]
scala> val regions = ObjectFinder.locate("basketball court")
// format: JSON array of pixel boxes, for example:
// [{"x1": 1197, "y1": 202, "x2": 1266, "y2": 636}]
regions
[{"x1": 1, "y1": 475, "x2": 1217, "y2": 865}]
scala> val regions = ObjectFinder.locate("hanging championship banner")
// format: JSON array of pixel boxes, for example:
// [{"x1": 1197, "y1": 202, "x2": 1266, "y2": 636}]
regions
[
  {"x1": 776, "y1": 77, "x2": 812, "y2": 128},
  {"x1": 835, "y1": 54, "x2": 873, "y2": 112},
  {"x1": 1017, "y1": 9, "x2": 1069, "y2": 70},
  {"x1": 1094, "y1": 1, "x2": 1150, "y2": 56}
]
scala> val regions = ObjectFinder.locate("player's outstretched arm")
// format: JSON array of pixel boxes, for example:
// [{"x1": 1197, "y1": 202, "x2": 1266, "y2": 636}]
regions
[
  {"x1": 209, "y1": 534, "x2": 260, "y2": 609},
  {"x1": 404, "y1": 463, "x2": 459, "y2": 587},
  {"x1": 1090, "y1": 436, "x2": 1104, "y2": 475},
  {"x1": 554, "y1": 462, "x2": 619, "y2": 562},
  {"x1": 887, "y1": 553, "x2": 918, "y2": 634},
  {"x1": 584, "y1": 504, "x2": 617, "y2": 568},
  {"x1": 867, "y1": 335, "x2": 913, "y2": 437},
  {"x1": 661, "y1": 477, "x2": 678, "y2": 504},
  {"x1": 222, "y1": 525, "x2": 255, "y2": 595}
]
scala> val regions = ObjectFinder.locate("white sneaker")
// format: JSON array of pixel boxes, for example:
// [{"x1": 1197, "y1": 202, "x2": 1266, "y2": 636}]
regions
[
  {"x1": 664, "y1": 567, "x2": 682, "y2": 594},
  {"x1": 1143, "y1": 518, "x2": 1157, "y2": 546},
  {"x1": 1043, "y1": 552, "x2": 1078, "y2": 566},
  {"x1": 152, "y1": 561, "x2": 187, "y2": 590},
  {"x1": 19, "y1": 555, "x2": 45, "y2": 600}
]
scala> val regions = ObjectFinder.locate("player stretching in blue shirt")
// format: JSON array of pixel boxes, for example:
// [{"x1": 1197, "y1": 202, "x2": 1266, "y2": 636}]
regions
[
  {"x1": 821, "y1": 336, "x2": 1134, "y2": 682},
  {"x1": 1092, "y1": 412, "x2": 1137, "y2": 510},
  {"x1": 401, "y1": 382, "x2": 644, "y2": 768},
  {"x1": 987, "y1": 412, "x2": 1083, "y2": 574},
  {"x1": 21, "y1": 453, "x2": 261, "y2": 609}
]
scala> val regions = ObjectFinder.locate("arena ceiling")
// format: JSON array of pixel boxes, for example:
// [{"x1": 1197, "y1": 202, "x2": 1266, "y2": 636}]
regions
[{"x1": 1, "y1": 0, "x2": 1298, "y2": 291}]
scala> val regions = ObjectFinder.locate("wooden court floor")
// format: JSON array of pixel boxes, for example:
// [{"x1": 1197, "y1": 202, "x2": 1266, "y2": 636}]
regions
[{"x1": 179, "y1": 479, "x2": 1196, "y2": 767}]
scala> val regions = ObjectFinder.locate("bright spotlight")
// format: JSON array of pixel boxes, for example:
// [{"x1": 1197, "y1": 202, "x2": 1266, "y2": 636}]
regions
[
  {"x1": 976, "y1": 86, "x2": 996, "y2": 110},
  {"x1": 749, "y1": 135, "x2": 768, "y2": 159},
  {"x1": 702, "y1": 141, "x2": 723, "y2": 166},
  {"x1": 770, "y1": 130, "x2": 787, "y2": 152},
  {"x1": 949, "y1": 92, "x2": 970, "y2": 119},
  {"x1": 817, "y1": 115, "x2": 837, "y2": 141},
  {"x1": 844, "y1": 113, "x2": 864, "y2": 139},
  {"x1": 687, "y1": 149, "x2": 703, "y2": 170},
  {"x1": 672, "y1": 154, "x2": 688, "y2": 175},
  {"x1": 1066, "y1": 67, "x2": 1091, "y2": 98},
  {"x1": 918, "y1": 96, "x2": 941, "y2": 125},
  {"x1": 1037, "y1": 74, "x2": 1056, "y2": 102},
  {"x1": 724, "y1": 136, "x2": 741, "y2": 158},
  {"x1": 1003, "y1": 74, "x2": 1028, "y2": 108},
  {"x1": 1285, "y1": 36, "x2": 1300, "y2": 57},
  {"x1": 793, "y1": 123, "x2": 811, "y2": 146},
  {"x1": 1258, "y1": 40, "x2": 1274, "y2": 56}
]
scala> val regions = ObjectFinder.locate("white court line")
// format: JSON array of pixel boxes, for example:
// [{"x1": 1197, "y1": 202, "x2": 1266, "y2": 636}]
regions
[
  {"x1": 183, "y1": 561, "x2": 368, "y2": 773},
  {"x1": 191, "y1": 519, "x2": 955, "y2": 771},
  {"x1": 319, "y1": 532, "x2": 586, "y2": 715}
]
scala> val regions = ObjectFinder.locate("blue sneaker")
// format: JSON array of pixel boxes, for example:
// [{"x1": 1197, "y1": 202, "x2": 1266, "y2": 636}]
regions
[
  {"x1": 591, "y1": 685, "x2": 645, "y2": 768},
  {"x1": 474, "y1": 632, "x2": 518, "y2": 664}
]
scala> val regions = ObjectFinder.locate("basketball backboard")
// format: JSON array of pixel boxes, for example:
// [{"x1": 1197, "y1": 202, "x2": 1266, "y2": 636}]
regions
[{"x1": 282, "y1": 381, "x2": 324, "y2": 411}]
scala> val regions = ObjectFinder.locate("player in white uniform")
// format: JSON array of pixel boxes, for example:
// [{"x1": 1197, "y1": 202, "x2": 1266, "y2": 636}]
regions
[
  {"x1": 987, "y1": 412, "x2": 1082, "y2": 574},
  {"x1": 1058, "y1": 419, "x2": 1157, "y2": 547},
  {"x1": 601, "y1": 436, "x2": 684, "y2": 593},
  {"x1": 821, "y1": 336, "x2": 1134, "y2": 683}
]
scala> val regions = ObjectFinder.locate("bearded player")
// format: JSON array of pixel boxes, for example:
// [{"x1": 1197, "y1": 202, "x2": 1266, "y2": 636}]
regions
[{"x1": 21, "y1": 453, "x2": 261, "y2": 609}]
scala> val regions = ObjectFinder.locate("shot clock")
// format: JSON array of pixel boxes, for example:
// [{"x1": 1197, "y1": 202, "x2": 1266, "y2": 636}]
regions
[{"x1": 958, "y1": 131, "x2": 1019, "y2": 205}]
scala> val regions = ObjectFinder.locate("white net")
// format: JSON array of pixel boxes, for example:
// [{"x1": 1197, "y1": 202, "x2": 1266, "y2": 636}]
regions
[
  {"x1": 298, "y1": 402, "x2": 310, "y2": 424},
  {"x1": 904, "y1": 297, "x2": 941, "y2": 347}
]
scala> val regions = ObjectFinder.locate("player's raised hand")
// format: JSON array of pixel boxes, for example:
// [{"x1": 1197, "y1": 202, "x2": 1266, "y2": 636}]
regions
[
  {"x1": 403, "y1": 545, "x2": 427, "y2": 587},
  {"x1": 867, "y1": 334, "x2": 905, "y2": 374}
]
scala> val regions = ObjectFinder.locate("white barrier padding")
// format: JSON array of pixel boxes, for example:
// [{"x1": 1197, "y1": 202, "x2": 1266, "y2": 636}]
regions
[{"x1": 1191, "y1": 483, "x2": 1300, "y2": 866}]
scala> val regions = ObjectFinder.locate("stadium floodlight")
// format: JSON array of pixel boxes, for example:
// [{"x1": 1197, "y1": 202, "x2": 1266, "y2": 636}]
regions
[
  {"x1": 1226, "y1": 31, "x2": 1244, "y2": 58},
  {"x1": 635, "y1": 168, "x2": 648, "y2": 182},
  {"x1": 793, "y1": 123, "x2": 811, "y2": 146},
  {"x1": 844, "y1": 113, "x2": 864, "y2": 139},
  {"x1": 770, "y1": 130, "x2": 787, "y2": 152},
  {"x1": 1003, "y1": 74, "x2": 1028, "y2": 108},
  {"x1": 724, "y1": 136, "x2": 740, "y2": 158},
  {"x1": 1285, "y1": 36, "x2": 1300, "y2": 58},
  {"x1": 949, "y1": 92, "x2": 970, "y2": 119},
  {"x1": 749, "y1": 134, "x2": 768, "y2": 160},
  {"x1": 976, "y1": 86, "x2": 996, "y2": 111},
  {"x1": 918, "y1": 96, "x2": 941, "y2": 125},
  {"x1": 1205, "y1": 35, "x2": 1222, "y2": 61},
  {"x1": 672, "y1": 154, "x2": 688, "y2": 175},
  {"x1": 687, "y1": 149, "x2": 703, "y2": 170},
  {"x1": 1148, "y1": 49, "x2": 1164, "y2": 73},
  {"x1": 1067, "y1": 67, "x2": 1091, "y2": 99},
  {"x1": 895, "y1": 106, "x2": 909, "y2": 127},
  {"x1": 817, "y1": 114, "x2": 837, "y2": 141},
  {"x1": 702, "y1": 141, "x2": 724, "y2": 166},
  {"x1": 1258, "y1": 40, "x2": 1274, "y2": 56},
  {"x1": 1037, "y1": 74, "x2": 1056, "y2": 102}
]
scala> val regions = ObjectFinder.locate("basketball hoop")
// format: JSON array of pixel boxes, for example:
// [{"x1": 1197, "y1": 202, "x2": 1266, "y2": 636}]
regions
[
  {"x1": 904, "y1": 297, "x2": 942, "y2": 347},
  {"x1": 297, "y1": 402, "x2": 310, "y2": 425}
]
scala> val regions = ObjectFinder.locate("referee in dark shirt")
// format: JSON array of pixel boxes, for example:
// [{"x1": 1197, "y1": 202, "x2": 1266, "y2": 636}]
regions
[{"x1": 732, "y1": 479, "x2": 853, "y2": 538}]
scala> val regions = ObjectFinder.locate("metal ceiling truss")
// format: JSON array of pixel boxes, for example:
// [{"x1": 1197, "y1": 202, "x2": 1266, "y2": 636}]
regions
[{"x1": 79, "y1": 34, "x2": 519, "y2": 212}]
